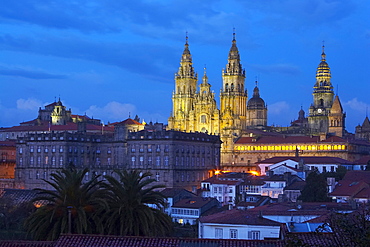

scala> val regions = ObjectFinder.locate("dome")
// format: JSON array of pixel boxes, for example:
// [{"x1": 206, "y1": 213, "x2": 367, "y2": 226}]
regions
[{"x1": 247, "y1": 86, "x2": 265, "y2": 108}]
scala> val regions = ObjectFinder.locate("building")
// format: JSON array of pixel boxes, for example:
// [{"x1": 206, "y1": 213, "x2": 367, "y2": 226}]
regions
[
  {"x1": 199, "y1": 209, "x2": 281, "y2": 240},
  {"x1": 0, "y1": 141, "x2": 16, "y2": 189},
  {"x1": 256, "y1": 156, "x2": 355, "y2": 176},
  {"x1": 171, "y1": 197, "x2": 219, "y2": 225},
  {"x1": 166, "y1": 34, "x2": 370, "y2": 174},
  {"x1": 15, "y1": 120, "x2": 221, "y2": 190}
]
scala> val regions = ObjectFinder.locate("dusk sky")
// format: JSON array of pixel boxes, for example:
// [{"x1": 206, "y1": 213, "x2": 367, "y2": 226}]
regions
[{"x1": 0, "y1": 0, "x2": 369, "y2": 132}]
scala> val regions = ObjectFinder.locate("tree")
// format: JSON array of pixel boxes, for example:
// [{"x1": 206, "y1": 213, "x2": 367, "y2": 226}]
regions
[
  {"x1": 318, "y1": 205, "x2": 370, "y2": 247},
  {"x1": 101, "y1": 170, "x2": 172, "y2": 236},
  {"x1": 25, "y1": 167, "x2": 106, "y2": 241},
  {"x1": 299, "y1": 170, "x2": 330, "y2": 202}
]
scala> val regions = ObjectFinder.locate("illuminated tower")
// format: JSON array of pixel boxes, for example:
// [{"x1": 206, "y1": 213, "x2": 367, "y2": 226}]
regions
[
  {"x1": 246, "y1": 81, "x2": 267, "y2": 129},
  {"x1": 168, "y1": 35, "x2": 198, "y2": 132},
  {"x1": 51, "y1": 98, "x2": 71, "y2": 125},
  {"x1": 308, "y1": 45, "x2": 334, "y2": 133},
  {"x1": 328, "y1": 95, "x2": 345, "y2": 137},
  {"x1": 193, "y1": 68, "x2": 220, "y2": 134},
  {"x1": 220, "y1": 31, "x2": 248, "y2": 135}
]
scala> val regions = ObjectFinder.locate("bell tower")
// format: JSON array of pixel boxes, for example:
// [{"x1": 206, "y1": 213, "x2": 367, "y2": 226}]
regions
[
  {"x1": 168, "y1": 35, "x2": 198, "y2": 132},
  {"x1": 220, "y1": 31, "x2": 248, "y2": 134},
  {"x1": 308, "y1": 44, "x2": 334, "y2": 133}
]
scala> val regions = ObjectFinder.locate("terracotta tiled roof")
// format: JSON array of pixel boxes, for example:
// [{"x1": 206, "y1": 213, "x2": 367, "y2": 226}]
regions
[
  {"x1": 353, "y1": 187, "x2": 370, "y2": 199},
  {"x1": 248, "y1": 202, "x2": 352, "y2": 216},
  {"x1": 0, "y1": 241, "x2": 54, "y2": 247},
  {"x1": 200, "y1": 209, "x2": 281, "y2": 226},
  {"x1": 0, "y1": 140, "x2": 16, "y2": 146},
  {"x1": 0, "y1": 189, "x2": 46, "y2": 208},
  {"x1": 159, "y1": 188, "x2": 195, "y2": 198},
  {"x1": 172, "y1": 197, "x2": 218, "y2": 209},
  {"x1": 330, "y1": 180, "x2": 369, "y2": 197},
  {"x1": 284, "y1": 181, "x2": 306, "y2": 191},
  {"x1": 115, "y1": 118, "x2": 142, "y2": 125},
  {"x1": 343, "y1": 170, "x2": 370, "y2": 184},
  {"x1": 53, "y1": 234, "x2": 285, "y2": 247},
  {"x1": 3, "y1": 121, "x2": 113, "y2": 133},
  {"x1": 354, "y1": 155, "x2": 370, "y2": 165},
  {"x1": 256, "y1": 156, "x2": 354, "y2": 165}
]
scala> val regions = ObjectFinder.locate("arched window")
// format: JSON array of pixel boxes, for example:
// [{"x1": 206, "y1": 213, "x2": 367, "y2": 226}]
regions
[{"x1": 200, "y1": 115, "x2": 207, "y2": 123}]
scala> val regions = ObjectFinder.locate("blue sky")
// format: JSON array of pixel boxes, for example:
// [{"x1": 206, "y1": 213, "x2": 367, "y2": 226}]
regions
[{"x1": 0, "y1": 0, "x2": 369, "y2": 132}]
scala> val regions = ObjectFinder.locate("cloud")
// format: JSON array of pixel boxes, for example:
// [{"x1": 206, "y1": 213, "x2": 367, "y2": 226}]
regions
[
  {"x1": 241, "y1": 0, "x2": 356, "y2": 31},
  {"x1": 248, "y1": 63, "x2": 301, "y2": 76},
  {"x1": 0, "y1": 66, "x2": 67, "y2": 79},
  {"x1": 16, "y1": 98, "x2": 42, "y2": 110},
  {"x1": 268, "y1": 101, "x2": 291, "y2": 115},
  {"x1": 85, "y1": 101, "x2": 137, "y2": 123},
  {"x1": 0, "y1": 34, "x2": 176, "y2": 83},
  {"x1": 343, "y1": 98, "x2": 369, "y2": 113}
]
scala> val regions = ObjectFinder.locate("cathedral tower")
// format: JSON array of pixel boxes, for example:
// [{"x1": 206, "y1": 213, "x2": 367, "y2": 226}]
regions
[
  {"x1": 246, "y1": 82, "x2": 267, "y2": 129},
  {"x1": 308, "y1": 45, "x2": 334, "y2": 133},
  {"x1": 51, "y1": 98, "x2": 71, "y2": 125},
  {"x1": 328, "y1": 95, "x2": 345, "y2": 137},
  {"x1": 168, "y1": 35, "x2": 198, "y2": 132},
  {"x1": 220, "y1": 32, "x2": 248, "y2": 134}
]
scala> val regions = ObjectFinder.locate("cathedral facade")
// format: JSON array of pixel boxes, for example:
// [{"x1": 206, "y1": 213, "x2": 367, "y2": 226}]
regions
[{"x1": 167, "y1": 35, "x2": 367, "y2": 173}]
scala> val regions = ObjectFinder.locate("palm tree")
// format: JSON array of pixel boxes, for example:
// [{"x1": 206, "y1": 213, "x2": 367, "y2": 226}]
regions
[
  {"x1": 25, "y1": 167, "x2": 107, "y2": 241},
  {"x1": 101, "y1": 170, "x2": 172, "y2": 236}
]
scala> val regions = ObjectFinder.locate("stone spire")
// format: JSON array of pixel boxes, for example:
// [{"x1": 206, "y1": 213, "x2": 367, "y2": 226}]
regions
[
  {"x1": 224, "y1": 30, "x2": 245, "y2": 76},
  {"x1": 176, "y1": 34, "x2": 197, "y2": 79}
]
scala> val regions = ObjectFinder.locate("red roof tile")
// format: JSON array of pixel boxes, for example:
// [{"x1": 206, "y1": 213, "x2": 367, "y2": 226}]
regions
[
  {"x1": 343, "y1": 170, "x2": 370, "y2": 184},
  {"x1": 53, "y1": 234, "x2": 286, "y2": 247},
  {"x1": 172, "y1": 197, "x2": 218, "y2": 209},
  {"x1": 115, "y1": 118, "x2": 142, "y2": 125},
  {"x1": 200, "y1": 209, "x2": 281, "y2": 226},
  {"x1": 330, "y1": 180, "x2": 369, "y2": 197}
]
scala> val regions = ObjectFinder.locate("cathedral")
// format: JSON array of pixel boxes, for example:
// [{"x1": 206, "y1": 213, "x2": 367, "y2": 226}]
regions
[
  {"x1": 167, "y1": 33, "x2": 365, "y2": 172},
  {"x1": 168, "y1": 33, "x2": 267, "y2": 155}
]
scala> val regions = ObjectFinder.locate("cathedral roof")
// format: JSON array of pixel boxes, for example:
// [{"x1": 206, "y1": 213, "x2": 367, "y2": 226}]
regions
[
  {"x1": 115, "y1": 118, "x2": 142, "y2": 126},
  {"x1": 330, "y1": 95, "x2": 343, "y2": 114},
  {"x1": 247, "y1": 86, "x2": 265, "y2": 108},
  {"x1": 362, "y1": 116, "x2": 370, "y2": 128}
]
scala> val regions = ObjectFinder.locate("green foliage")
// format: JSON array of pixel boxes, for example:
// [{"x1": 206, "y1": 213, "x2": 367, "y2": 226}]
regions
[
  {"x1": 0, "y1": 199, "x2": 35, "y2": 240},
  {"x1": 101, "y1": 170, "x2": 173, "y2": 236},
  {"x1": 299, "y1": 170, "x2": 330, "y2": 202},
  {"x1": 323, "y1": 166, "x2": 347, "y2": 181},
  {"x1": 323, "y1": 206, "x2": 370, "y2": 247},
  {"x1": 25, "y1": 167, "x2": 107, "y2": 241}
]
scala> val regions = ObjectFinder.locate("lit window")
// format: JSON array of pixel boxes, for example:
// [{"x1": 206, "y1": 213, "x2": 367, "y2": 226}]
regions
[{"x1": 230, "y1": 229, "x2": 237, "y2": 239}]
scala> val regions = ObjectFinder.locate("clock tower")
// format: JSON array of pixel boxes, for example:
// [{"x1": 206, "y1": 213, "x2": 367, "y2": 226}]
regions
[{"x1": 308, "y1": 45, "x2": 334, "y2": 134}]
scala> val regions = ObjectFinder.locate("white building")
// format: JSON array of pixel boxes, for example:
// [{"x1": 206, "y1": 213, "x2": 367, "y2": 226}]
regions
[{"x1": 199, "y1": 209, "x2": 281, "y2": 240}]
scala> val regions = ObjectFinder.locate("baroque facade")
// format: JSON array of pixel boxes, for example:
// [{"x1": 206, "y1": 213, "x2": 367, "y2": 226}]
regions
[{"x1": 167, "y1": 35, "x2": 368, "y2": 173}]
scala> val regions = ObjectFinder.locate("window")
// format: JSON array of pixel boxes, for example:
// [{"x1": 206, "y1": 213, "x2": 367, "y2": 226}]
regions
[
  {"x1": 148, "y1": 156, "x2": 152, "y2": 165},
  {"x1": 52, "y1": 156, "x2": 56, "y2": 166},
  {"x1": 44, "y1": 147, "x2": 48, "y2": 153},
  {"x1": 37, "y1": 146, "x2": 41, "y2": 153},
  {"x1": 230, "y1": 229, "x2": 237, "y2": 239},
  {"x1": 59, "y1": 156, "x2": 63, "y2": 166},
  {"x1": 323, "y1": 166, "x2": 327, "y2": 173},
  {"x1": 30, "y1": 156, "x2": 34, "y2": 166},
  {"x1": 156, "y1": 145, "x2": 161, "y2": 152},
  {"x1": 148, "y1": 145, "x2": 152, "y2": 152},
  {"x1": 52, "y1": 146, "x2": 56, "y2": 152},
  {"x1": 37, "y1": 156, "x2": 41, "y2": 166},
  {"x1": 107, "y1": 157, "x2": 111, "y2": 165},
  {"x1": 248, "y1": 231, "x2": 260, "y2": 240},
  {"x1": 139, "y1": 156, "x2": 144, "y2": 166},
  {"x1": 59, "y1": 146, "x2": 64, "y2": 153},
  {"x1": 200, "y1": 115, "x2": 207, "y2": 123},
  {"x1": 19, "y1": 148, "x2": 23, "y2": 154},
  {"x1": 30, "y1": 146, "x2": 34, "y2": 153},
  {"x1": 131, "y1": 157, "x2": 136, "y2": 166},
  {"x1": 164, "y1": 156, "x2": 169, "y2": 166},
  {"x1": 107, "y1": 147, "x2": 111, "y2": 154},
  {"x1": 45, "y1": 156, "x2": 49, "y2": 165},
  {"x1": 215, "y1": 228, "x2": 223, "y2": 239},
  {"x1": 19, "y1": 157, "x2": 23, "y2": 166},
  {"x1": 164, "y1": 145, "x2": 169, "y2": 152},
  {"x1": 156, "y1": 172, "x2": 160, "y2": 182},
  {"x1": 156, "y1": 156, "x2": 160, "y2": 166}
]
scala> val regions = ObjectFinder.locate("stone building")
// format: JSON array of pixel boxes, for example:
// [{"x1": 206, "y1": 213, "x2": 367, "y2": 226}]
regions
[{"x1": 15, "y1": 120, "x2": 221, "y2": 191}]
